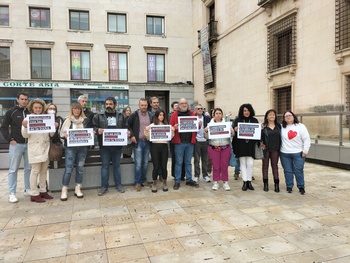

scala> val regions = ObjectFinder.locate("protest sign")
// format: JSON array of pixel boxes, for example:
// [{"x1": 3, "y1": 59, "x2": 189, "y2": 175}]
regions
[
  {"x1": 237, "y1": 122, "x2": 261, "y2": 140},
  {"x1": 207, "y1": 122, "x2": 231, "y2": 139},
  {"x1": 67, "y1": 128, "x2": 94, "y2": 147},
  {"x1": 150, "y1": 125, "x2": 172, "y2": 142},
  {"x1": 178, "y1": 116, "x2": 198, "y2": 133},
  {"x1": 102, "y1": 129, "x2": 128, "y2": 146},
  {"x1": 27, "y1": 114, "x2": 56, "y2": 133}
]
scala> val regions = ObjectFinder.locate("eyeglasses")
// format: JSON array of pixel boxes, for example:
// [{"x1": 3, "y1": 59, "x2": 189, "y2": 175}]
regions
[
  {"x1": 284, "y1": 114, "x2": 293, "y2": 118},
  {"x1": 196, "y1": 108, "x2": 203, "y2": 110}
]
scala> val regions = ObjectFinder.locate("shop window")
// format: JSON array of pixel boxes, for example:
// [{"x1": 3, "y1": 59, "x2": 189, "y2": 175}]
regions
[
  {"x1": 31, "y1": 48, "x2": 51, "y2": 79},
  {"x1": 29, "y1": 7, "x2": 50, "y2": 28},
  {"x1": 147, "y1": 54, "x2": 164, "y2": 82},
  {"x1": 0, "y1": 47, "x2": 10, "y2": 78},
  {"x1": 109, "y1": 52, "x2": 128, "y2": 81},
  {"x1": 146, "y1": 16, "x2": 164, "y2": 35},
  {"x1": 107, "y1": 13, "x2": 126, "y2": 33},
  {"x1": 70, "y1": 50, "x2": 90, "y2": 80},
  {"x1": 69, "y1": 10, "x2": 89, "y2": 31},
  {"x1": 0, "y1": 6, "x2": 9, "y2": 26}
]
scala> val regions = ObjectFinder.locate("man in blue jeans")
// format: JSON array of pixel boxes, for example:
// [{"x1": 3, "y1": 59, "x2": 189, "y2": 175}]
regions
[
  {"x1": 0, "y1": 92, "x2": 31, "y2": 203},
  {"x1": 170, "y1": 98, "x2": 199, "y2": 190},
  {"x1": 128, "y1": 98, "x2": 153, "y2": 191},
  {"x1": 93, "y1": 97, "x2": 127, "y2": 196}
]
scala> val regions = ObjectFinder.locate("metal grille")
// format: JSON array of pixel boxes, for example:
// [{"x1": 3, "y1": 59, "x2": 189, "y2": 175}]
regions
[
  {"x1": 346, "y1": 76, "x2": 350, "y2": 124},
  {"x1": 335, "y1": 0, "x2": 350, "y2": 51},
  {"x1": 267, "y1": 14, "x2": 296, "y2": 72},
  {"x1": 274, "y1": 86, "x2": 291, "y2": 121}
]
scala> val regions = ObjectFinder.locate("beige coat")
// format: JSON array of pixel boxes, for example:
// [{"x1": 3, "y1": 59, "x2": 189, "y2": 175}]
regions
[{"x1": 21, "y1": 121, "x2": 54, "y2": 164}]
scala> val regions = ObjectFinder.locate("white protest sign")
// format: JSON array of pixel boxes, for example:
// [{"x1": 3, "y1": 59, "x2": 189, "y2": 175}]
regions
[
  {"x1": 150, "y1": 125, "x2": 172, "y2": 142},
  {"x1": 237, "y1": 122, "x2": 261, "y2": 140},
  {"x1": 67, "y1": 128, "x2": 94, "y2": 147},
  {"x1": 178, "y1": 116, "x2": 198, "y2": 133},
  {"x1": 27, "y1": 114, "x2": 55, "y2": 133},
  {"x1": 207, "y1": 122, "x2": 231, "y2": 139},
  {"x1": 102, "y1": 129, "x2": 128, "y2": 146}
]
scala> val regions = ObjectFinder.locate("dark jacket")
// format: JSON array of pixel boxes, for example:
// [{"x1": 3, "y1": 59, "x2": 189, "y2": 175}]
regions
[
  {"x1": 92, "y1": 111, "x2": 126, "y2": 147},
  {"x1": 83, "y1": 108, "x2": 94, "y2": 128},
  {"x1": 127, "y1": 110, "x2": 153, "y2": 146},
  {"x1": 261, "y1": 123, "x2": 282, "y2": 152},
  {"x1": 232, "y1": 116, "x2": 259, "y2": 158},
  {"x1": 0, "y1": 106, "x2": 29, "y2": 143}
]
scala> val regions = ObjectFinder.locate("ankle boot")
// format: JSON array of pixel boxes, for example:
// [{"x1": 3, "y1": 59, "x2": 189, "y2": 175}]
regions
[
  {"x1": 61, "y1": 186, "x2": 68, "y2": 201},
  {"x1": 242, "y1": 181, "x2": 248, "y2": 191},
  {"x1": 162, "y1": 180, "x2": 168, "y2": 192},
  {"x1": 263, "y1": 179, "x2": 269, "y2": 192},
  {"x1": 40, "y1": 192, "x2": 54, "y2": 199},
  {"x1": 274, "y1": 179, "x2": 280, "y2": 193},
  {"x1": 74, "y1": 184, "x2": 84, "y2": 198},
  {"x1": 151, "y1": 180, "x2": 157, "y2": 193},
  {"x1": 31, "y1": 195, "x2": 45, "y2": 203},
  {"x1": 247, "y1": 181, "x2": 255, "y2": 190}
]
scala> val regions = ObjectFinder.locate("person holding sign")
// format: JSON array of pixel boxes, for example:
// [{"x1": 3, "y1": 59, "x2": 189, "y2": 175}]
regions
[
  {"x1": 144, "y1": 109, "x2": 175, "y2": 192},
  {"x1": 93, "y1": 97, "x2": 127, "y2": 195},
  {"x1": 59, "y1": 102, "x2": 87, "y2": 201},
  {"x1": 204, "y1": 108, "x2": 234, "y2": 191},
  {"x1": 170, "y1": 98, "x2": 199, "y2": 190},
  {"x1": 232, "y1": 103, "x2": 259, "y2": 191},
  {"x1": 21, "y1": 98, "x2": 57, "y2": 202}
]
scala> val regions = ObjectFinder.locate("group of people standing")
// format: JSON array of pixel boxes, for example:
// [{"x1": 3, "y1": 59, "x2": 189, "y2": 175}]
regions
[{"x1": 1, "y1": 93, "x2": 311, "y2": 203}]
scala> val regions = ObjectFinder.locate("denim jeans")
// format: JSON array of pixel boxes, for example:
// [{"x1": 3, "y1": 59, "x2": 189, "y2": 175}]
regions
[
  {"x1": 235, "y1": 158, "x2": 240, "y2": 173},
  {"x1": 133, "y1": 140, "x2": 150, "y2": 185},
  {"x1": 174, "y1": 143, "x2": 194, "y2": 183},
  {"x1": 8, "y1": 143, "x2": 31, "y2": 194},
  {"x1": 100, "y1": 147, "x2": 122, "y2": 188},
  {"x1": 62, "y1": 146, "x2": 87, "y2": 186},
  {"x1": 194, "y1": 141, "x2": 209, "y2": 178},
  {"x1": 280, "y1": 152, "x2": 305, "y2": 189}
]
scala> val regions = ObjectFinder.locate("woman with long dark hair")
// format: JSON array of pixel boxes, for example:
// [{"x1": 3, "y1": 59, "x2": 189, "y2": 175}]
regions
[{"x1": 261, "y1": 109, "x2": 281, "y2": 192}]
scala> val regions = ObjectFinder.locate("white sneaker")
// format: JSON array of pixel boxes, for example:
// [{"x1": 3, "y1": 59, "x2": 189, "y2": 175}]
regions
[
  {"x1": 204, "y1": 176, "x2": 211, "y2": 183},
  {"x1": 223, "y1": 182, "x2": 231, "y2": 191},
  {"x1": 193, "y1": 177, "x2": 199, "y2": 183},
  {"x1": 23, "y1": 189, "x2": 32, "y2": 197},
  {"x1": 9, "y1": 193, "x2": 18, "y2": 203},
  {"x1": 212, "y1": 181, "x2": 219, "y2": 190}
]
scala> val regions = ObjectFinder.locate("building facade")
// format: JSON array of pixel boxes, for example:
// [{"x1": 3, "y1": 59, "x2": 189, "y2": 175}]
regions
[{"x1": 0, "y1": 0, "x2": 194, "y2": 126}]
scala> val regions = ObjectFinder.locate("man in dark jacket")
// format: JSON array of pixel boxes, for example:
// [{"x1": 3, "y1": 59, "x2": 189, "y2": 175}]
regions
[
  {"x1": 78, "y1": 95, "x2": 94, "y2": 128},
  {"x1": 93, "y1": 97, "x2": 126, "y2": 195},
  {"x1": 128, "y1": 98, "x2": 153, "y2": 191},
  {"x1": 0, "y1": 92, "x2": 31, "y2": 203}
]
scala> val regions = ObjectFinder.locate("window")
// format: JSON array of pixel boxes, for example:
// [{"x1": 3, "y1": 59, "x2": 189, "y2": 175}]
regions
[
  {"x1": 69, "y1": 10, "x2": 89, "y2": 30},
  {"x1": 31, "y1": 49, "x2": 51, "y2": 79},
  {"x1": 0, "y1": 47, "x2": 10, "y2": 78},
  {"x1": 147, "y1": 54, "x2": 164, "y2": 82},
  {"x1": 107, "y1": 13, "x2": 126, "y2": 33},
  {"x1": 146, "y1": 16, "x2": 164, "y2": 35},
  {"x1": 267, "y1": 14, "x2": 296, "y2": 72},
  {"x1": 71, "y1": 51, "x2": 90, "y2": 80},
  {"x1": 29, "y1": 7, "x2": 50, "y2": 28},
  {"x1": 109, "y1": 52, "x2": 127, "y2": 81},
  {"x1": 274, "y1": 86, "x2": 291, "y2": 121},
  {"x1": 0, "y1": 6, "x2": 9, "y2": 26},
  {"x1": 335, "y1": 0, "x2": 350, "y2": 51}
]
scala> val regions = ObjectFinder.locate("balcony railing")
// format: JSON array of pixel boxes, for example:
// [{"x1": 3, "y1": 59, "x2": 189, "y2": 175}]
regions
[
  {"x1": 147, "y1": 70, "x2": 165, "y2": 82},
  {"x1": 208, "y1": 20, "x2": 218, "y2": 41},
  {"x1": 71, "y1": 67, "x2": 91, "y2": 80},
  {"x1": 31, "y1": 66, "x2": 52, "y2": 79},
  {"x1": 109, "y1": 68, "x2": 128, "y2": 81},
  {"x1": 0, "y1": 64, "x2": 10, "y2": 78}
]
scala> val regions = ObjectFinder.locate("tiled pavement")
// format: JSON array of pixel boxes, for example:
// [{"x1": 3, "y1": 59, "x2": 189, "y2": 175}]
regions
[{"x1": 1, "y1": 161, "x2": 350, "y2": 263}]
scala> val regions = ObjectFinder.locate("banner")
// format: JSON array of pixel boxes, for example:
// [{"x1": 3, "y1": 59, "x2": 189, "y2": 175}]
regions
[
  {"x1": 27, "y1": 114, "x2": 55, "y2": 133},
  {"x1": 207, "y1": 122, "x2": 231, "y2": 139},
  {"x1": 71, "y1": 51, "x2": 81, "y2": 80},
  {"x1": 150, "y1": 125, "x2": 172, "y2": 142},
  {"x1": 237, "y1": 122, "x2": 261, "y2": 140},
  {"x1": 178, "y1": 116, "x2": 198, "y2": 133},
  {"x1": 201, "y1": 26, "x2": 213, "y2": 84},
  {"x1": 102, "y1": 129, "x2": 128, "y2": 146},
  {"x1": 109, "y1": 53, "x2": 118, "y2": 81},
  {"x1": 67, "y1": 128, "x2": 94, "y2": 147}
]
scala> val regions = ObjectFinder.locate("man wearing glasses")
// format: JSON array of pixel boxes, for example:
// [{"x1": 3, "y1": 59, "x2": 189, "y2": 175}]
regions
[{"x1": 193, "y1": 104, "x2": 211, "y2": 183}]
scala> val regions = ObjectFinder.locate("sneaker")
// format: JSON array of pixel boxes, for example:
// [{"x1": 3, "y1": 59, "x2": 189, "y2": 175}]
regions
[
  {"x1": 9, "y1": 193, "x2": 18, "y2": 203},
  {"x1": 23, "y1": 189, "x2": 32, "y2": 197},
  {"x1": 186, "y1": 180, "x2": 199, "y2": 188},
  {"x1": 135, "y1": 184, "x2": 142, "y2": 191},
  {"x1": 223, "y1": 182, "x2": 231, "y2": 191},
  {"x1": 212, "y1": 182, "x2": 219, "y2": 190},
  {"x1": 204, "y1": 176, "x2": 211, "y2": 183},
  {"x1": 116, "y1": 185, "x2": 125, "y2": 193},
  {"x1": 193, "y1": 177, "x2": 199, "y2": 183},
  {"x1": 234, "y1": 172, "x2": 240, "y2": 180},
  {"x1": 98, "y1": 187, "x2": 108, "y2": 196}
]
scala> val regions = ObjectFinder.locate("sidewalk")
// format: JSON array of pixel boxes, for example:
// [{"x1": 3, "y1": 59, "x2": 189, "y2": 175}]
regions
[{"x1": 1, "y1": 161, "x2": 350, "y2": 263}]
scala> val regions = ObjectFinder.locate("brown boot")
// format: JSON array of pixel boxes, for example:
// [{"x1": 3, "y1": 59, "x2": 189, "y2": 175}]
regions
[
  {"x1": 31, "y1": 195, "x2": 46, "y2": 202},
  {"x1": 162, "y1": 180, "x2": 168, "y2": 192},
  {"x1": 151, "y1": 180, "x2": 157, "y2": 193},
  {"x1": 40, "y1": 192, "x2": 54, "y2": 199}
]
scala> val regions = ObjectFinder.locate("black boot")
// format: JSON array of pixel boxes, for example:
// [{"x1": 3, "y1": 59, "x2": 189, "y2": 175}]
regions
[
  {"x1": 247, "y1": 181, "x2": 255, "y2": 190},
  {"x1": 242, "y1": 181, "x2": 247, "y2": 191},
  {"x1": 274, "y1": 179, "x2": 280, "y2": 193},
  {"x1": 263, "y1": 179, "x2": 269, "y2": 192}
]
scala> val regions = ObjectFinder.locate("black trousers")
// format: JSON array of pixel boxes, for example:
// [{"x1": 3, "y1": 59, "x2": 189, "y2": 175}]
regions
[{"x1": 151, "y1": 143, "x2": 169, "y2": 181}]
